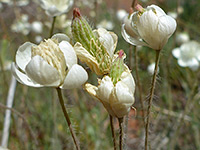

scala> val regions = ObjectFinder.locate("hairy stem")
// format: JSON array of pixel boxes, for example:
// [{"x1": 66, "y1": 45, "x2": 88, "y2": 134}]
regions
[
  {"x1": 145, "y1": 50, "x2": 161, "y2": 150},
  {"x1": 49, "y1": 16, "x2": 56, "y2": 37},
  {"x1": 134, "y1": 46, "x2": 145, "y2": 125},
  {"x1": 56, "y1": 88, "x2": 80, "y2": 150},
  {"x1": 118, "y1": 117, "x2": 124, "y2": 150},
  {"x1": 110, "y1": 115, "x2": 117, "y2": 150}
]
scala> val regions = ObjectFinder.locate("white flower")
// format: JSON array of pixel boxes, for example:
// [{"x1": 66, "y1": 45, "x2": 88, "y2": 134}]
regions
[
  {"x1": 35, "y1": 35, "x2": 42, "y2": 43},
  {"x1": 147, "y1": 62, "x2": 159, "y2": 75},
  {"x1": 97, "y1": 20, "x2": 114, "y2": 30},
  {"x1": 176, "y1": 32, "x2": 190, "y2": 45},
  {"x1": 11, "y1": 33, "x2": 88, "y2": 89},
  {"x1": 40, "y1": 0, "x2": 73, "y2": 17},
  {"x1": 122, "y1": 4, "x2": 177, "y2": 50},
  {"x1": 172, "y1": 41, "x2": 200, "y2": 71},
  {"x1": 31, "y1": 21, "x2": 43, "y2": 34},
  {"x1": 167, "y1": 11, "x2": 177, "y2": 19},
  {"x1": 11, "y1": 14, "x2": 31, "y2": 35},
  {"x1": 74, "y1": 28, "x2": 118, "y2": 75},
  {"x1": 116, "y1": 9, "x2": 128, "y2": 22},
  {"x1": 85, "y1": 70, "x2": 135, "y2": 118},
  {"x1": 1, "y1": 0, "x2": 29, "y2": 6}
]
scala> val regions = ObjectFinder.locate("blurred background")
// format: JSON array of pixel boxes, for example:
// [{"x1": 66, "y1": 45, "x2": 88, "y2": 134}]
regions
[{"x1": 0, "y1": 0, "x2": 200, "y2": 149}]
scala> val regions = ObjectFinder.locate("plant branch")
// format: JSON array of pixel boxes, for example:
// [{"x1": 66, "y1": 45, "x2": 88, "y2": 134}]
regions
[
  {"x1": 56, "y1": 88, "x2": 80, "y2": 150},
  {"x1": 145, "y1": 50, "x2": 161, "y2": 150},
  {"x1": 110, "y1": 115, "x2": 117, "y2": 150}
]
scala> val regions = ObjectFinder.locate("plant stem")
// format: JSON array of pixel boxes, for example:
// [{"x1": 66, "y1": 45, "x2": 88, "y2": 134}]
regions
[
  {"x1": 56, "y1": 88, "x2": 80, "y2": 150},
  {"x1": 49, "y1": 16, "x2": 56, "y2": 37},
  {"x1": 134, "y1": 46, "x2": 145, "y2": 125},
  {"x1": 110, "y1": 115, "x2": 117, "y2": 150},
  {"x1": 118, "y1": 117, "x2": 124, "y2": 150},
  {"x1": 145, "y1": 50, "x2": 161, "y2": 150}
]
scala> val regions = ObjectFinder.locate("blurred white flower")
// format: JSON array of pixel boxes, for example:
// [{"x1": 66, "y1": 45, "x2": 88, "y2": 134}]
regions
[
  {"x1": 147, "y1": 62, "x2": 159, "y2": 75},
  {"x1": 0, "y1": 60, "x2": 12, "y2": 71},
  {"x1": 97, "y1": 20, "x2": 114, "y2": 30},
  {"x1": 31, "y1": 21, "x2": 43, "y2": 34},
  {"x1": 1, "y1": 0, "x2": 29, "y2": 6},
  {"x1": 85, "y1": 70, "x2": 135, "y2": 118},
  {"x1": 40, "y1": 0, "x2": 73, "y2": 17},
  {"x1": 167, "y1": 11, "x2": 177, "y2": 19},
  {"x1": 176, "y1": 32, "x2": 190, "y2": 45},
  {"x1": 35, "y1": 35, "x2": 42, "y2": 43},
  {"x1": 116, "y1": 9, "x2": 128, "y2": 22},
  {"x1": 172, "y1": 41, "x2": 200, "y2": 71},
  {"x1": 12, "y1": 33, "x2": 88, "y2": 89},
  {"x1": 122, "y1": 4, "x2": 177, "y2": 50},
  {"x1": 11, "y1": 14, "x2": 31, "y2": 35}
]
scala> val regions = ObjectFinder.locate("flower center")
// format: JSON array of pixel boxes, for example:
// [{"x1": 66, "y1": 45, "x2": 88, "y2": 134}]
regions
[{"x1": 31, "y1": 39, "x2": 67, "y2": 83}]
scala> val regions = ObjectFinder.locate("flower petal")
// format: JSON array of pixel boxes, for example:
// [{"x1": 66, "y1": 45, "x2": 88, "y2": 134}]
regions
[
  {"x1": 110, "y1": 81, "x2": 135, "y2": 118},
  {"x1": 96, "y1": 76, "x2": 114, "y2": 103},
  {"x1": 59, "y1": 41, "x2": 77, "y2": 68},
  {"x1": 11, "y1": 63, "x2": 43, "y2": 87},
  {"x1": 121, "y1": 24, "x2": 147, "y2": 46},
  {"x1": 120, "y1": 71, "x2": 135, "y2": 94},
  {"x1": 96, "y1": 28, "x2": 116, "y2": 57},
  {"x1": 74, "y1": 42, "x2": 102, "y2": 75},
  {"x1": 51, "y1": 33, "x2": 70, "y2": 43},
  {"x1": 25, "y1": 55, "x2": 61, "y2": 87},
  {"x1": 172, "y1": 48, "x2": 180, "y2": 58},
  {"x1": 61, "y1": 64, "x2": 88, "y2": 89},
  {"x1": 16, "y1": 42, "x2": 35, "y2": 72}
]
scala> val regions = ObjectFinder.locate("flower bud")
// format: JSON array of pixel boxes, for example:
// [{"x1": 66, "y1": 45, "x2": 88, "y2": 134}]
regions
[{"x1": 72, "y1": 8, "x2": 118, "y2": 75}]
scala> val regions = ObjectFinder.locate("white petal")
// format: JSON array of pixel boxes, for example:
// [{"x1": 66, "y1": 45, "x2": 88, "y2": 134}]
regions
[
  {"x1": 172, "y1": 48, "x2": 181, "y2": 58},
  {"x1": 11, "y1": 63, "x2": 43, "y2": 87},
  {"x1": 158, "y1": 15, "x2": 177, "y2": 39},
  {"x1": 61, "y1": 64, "x2": 88, "y2": 89},
  {"x1": 120, "y1": 71, "x2": 135, "y2": 94},
  {"x1": 148, "y1": 5, "x2": 166, "y2": 17},
  {"x1": 121, "y1": 24, "x2": 147, "y2": 46},
  {"x1": 110, "y1": 81, "x2": 134, "y2": 118},
  {"x1": 187, "y1": 58, "x2": 199, "y2": 71},
  {"x1": 97, "y1": 28, "x2": 115, "y2": 57},
  {"x1": 25, "y1": 55, "x2": 61, "y2": 87},
  {"x1": 59, "y1": 41, "x2": 77, "y2": 68},
  {"x1": 16, "y1": 42, "x2": 35, "y2": 72},
  {"x1": 96, "y1": 76, "x2": 114, "y2": 103},
  {"x1": 51, "y1": 33, "x2": 70, "y2": 43}
]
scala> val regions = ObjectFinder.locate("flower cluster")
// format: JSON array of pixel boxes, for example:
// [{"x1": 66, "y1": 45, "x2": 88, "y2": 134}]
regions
[
  {"x1": 72, "y1": 8, "x2": 135, "y2": 118},
  {"x1": 172, "y1": 41, "x2": 200, "y2": 71}
]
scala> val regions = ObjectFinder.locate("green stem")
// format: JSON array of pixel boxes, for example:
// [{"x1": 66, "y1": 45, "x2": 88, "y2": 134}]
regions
[
  {"x1": 110, "y1": 115, "x2": 117, "y2": 150},
  {"x1": 145, "y1": 50, "x2": 161, "y2": 150},
  {"x1": 49, "y1": 16, "x2": 56, "y2": 37},
  {"x1": 118, "y1": 117, "x2": 124, "y2": 150},
  {"x1": 134, "y1": 46, "x2": 145, "y2": 125},
  {"x1": 56, "y1": 88, "x2": 80, "y2": 150}
]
